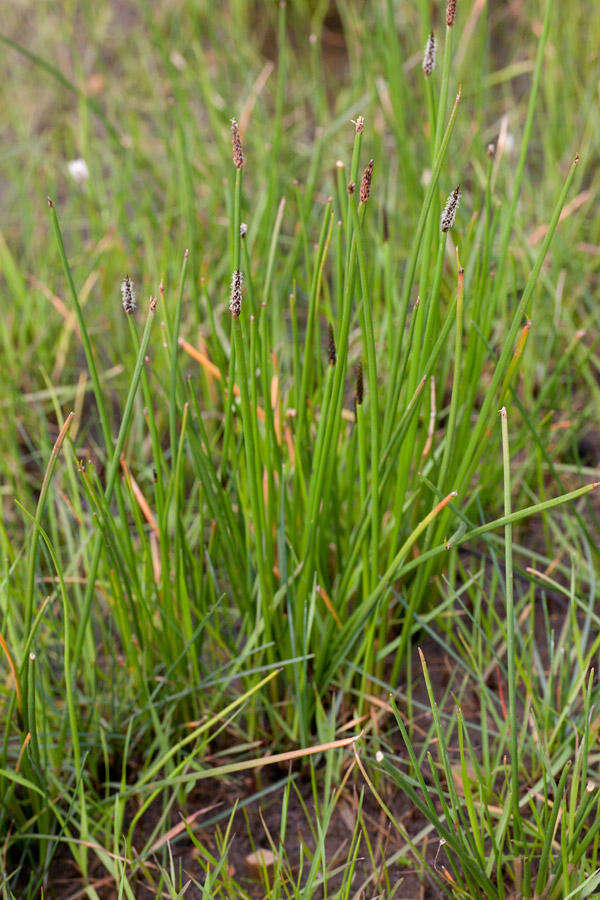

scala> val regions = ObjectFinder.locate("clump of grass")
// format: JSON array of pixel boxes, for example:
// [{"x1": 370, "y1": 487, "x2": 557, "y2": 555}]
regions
[{"x1": 0, "y1": 0, "x2": 598, "y2": 894}]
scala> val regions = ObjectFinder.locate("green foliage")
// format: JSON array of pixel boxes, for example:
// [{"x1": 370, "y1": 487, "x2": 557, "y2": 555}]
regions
[{"x1": 1, "y1": 0, "x2": 599, "y2": 895}]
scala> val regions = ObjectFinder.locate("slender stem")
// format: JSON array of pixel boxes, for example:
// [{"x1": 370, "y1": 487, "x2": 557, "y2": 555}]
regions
[{"x1": 501, "y1": 405, "x2": 521, "y2": 843}]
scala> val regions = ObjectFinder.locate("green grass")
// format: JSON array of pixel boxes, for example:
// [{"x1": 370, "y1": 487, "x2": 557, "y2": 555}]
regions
[{"x1": 1, "y1": 0, "x2": 600, "y2": 895}]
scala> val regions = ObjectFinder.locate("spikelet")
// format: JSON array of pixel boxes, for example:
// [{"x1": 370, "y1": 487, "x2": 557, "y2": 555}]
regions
[
  {"x1": 355, "y1": 361, "x2": 364, "y2": 406},
  {"x1": 327, "y1": 323, "x2": 337, "y2": 366},
  {"x1": 347, "y1": 181, "x2": 356, "y2": 195},
  {"x1": 441, "y1": 185, "x2": 460, "y2": 232},
  {"x1": 231, "y1": 118, "x2": 244, "y2": 169},
  {"x1": 422, "y1": 32, "x2": 436, "y2": 76},
  {"x1": 121, "y1": 275, "x2": 136, "y2": 314},
  {"x1": 446, "y1": 0, "x2": 456, "y2": 27},
  {"x1": 229, "y1": 269, "x2": 243, "y2": 318},
  {"x1": 354, "y1": 116, "x2": 364, "y2": 134},
  {"x1": 240, "y1": 222, "x2": 248, "y2": 238},
  {"x1": 360, "y1": 159, "x2": 374, "y2": 203}
]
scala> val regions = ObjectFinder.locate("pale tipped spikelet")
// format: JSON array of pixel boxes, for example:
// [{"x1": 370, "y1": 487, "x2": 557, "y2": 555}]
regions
[
  {"x1": 441, "y1": 185, "x2": 460, "y2": 232},
  {"x1": 240, "y1": 222, "x2": 248, "y2": 238},
  {"x1": 354, "y1": 115, "x2": 364, "y2": 134},
  {"x1": 422, "y1": 32, "x2": 436, "y2": 76},
  {"x1": 446, "y1": 0, "x2": 456, "y2": 27},
  {"x1": 360, "y1": 159, "x2": 374, "y2": 203},
  {"x1": 229, "y1": 269, "x2": 243, "y2": 318},
  {"x1": 231, "y1": 118, "x2": 244, "y2": 169},
  {"x1": 327, "y1": 323, "x2": 337, "y2": 366},
  {"x1": 149, "y1": 295, "x2": 158, "y2": 312},
  {"x1": 347, "y1": 181, "x2": 356, "y2": 195},
  {"x1": 121, "y1": 275, "x2": 136, "y2": 314}
]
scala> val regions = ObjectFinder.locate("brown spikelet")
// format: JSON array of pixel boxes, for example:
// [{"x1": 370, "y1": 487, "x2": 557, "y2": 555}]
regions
[
  {"x1": 354, "y1": 116, "x2": 364, "y2": 134},
  {"x1": 441, "y1": 185, "x2": 460, "y2": 232},
  {"x1": 355, "y1": 361, "x2": 364, "y2": 406},
  {"x1": 360, "y1": 159, "x2": 374, "y2": 203},
  {"x1": 231, "y1": 118, "x2": 244, "y2": 169},
  {"x1": 446, "y1": 0, "x2": 456, "y2": 27},
  {"x1": 327, "y1": 323, "x2": 337, "y2": 366},
  {"x1": 121, "y1": 275, "x2": 136, "y2": 314},
  {"x1": 229, "y1": 269, "x2": 243, "y2": 318},
  {"x1": 347, "y1": 181, "x2": 356, "y2": 195}
]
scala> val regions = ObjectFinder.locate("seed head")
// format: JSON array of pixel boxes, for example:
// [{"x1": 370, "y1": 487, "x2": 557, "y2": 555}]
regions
[
  {"x1": 441, "y1": 185, "x2": 460, "y2": 233},
  {"x1": 347, "y1": 181, "x2": 356, "y2": 195},
  {"x1": 354, "y1": 116, "x2": 364, "y2": 134},
  {"x1": 231, "y1": 118, "x2": 244, "y2": 169},
  {"x1": 355, "y1": 361, "x2": 364, "y2": 407},
  {"x1": 446, "y1": 0, "x2": 456, "y2": 27},
  {"x1": 149, "y1": 295, "x2": 158, "y2": 312},
  {"x1": 360, "y1": 159, "x2": 374, "y2": 203},
  {"x1": 422, "y1": 32, "x2": 436, "y2": 76},
  {"x1": 487, "y1": 142, "x2": 495, "y2": 159},
  {"x1": 229, "y1": 269, "x2": 243, "y2": 318},
  {"x1": 327, "y1": 323, "x2": 337, "y2": 366},
  {"x1": 240, "y1": 222, "x2": 248, "y2": 238},
  {"x1": 121, "y1": 275, "x2": 136, "y2": 314}
]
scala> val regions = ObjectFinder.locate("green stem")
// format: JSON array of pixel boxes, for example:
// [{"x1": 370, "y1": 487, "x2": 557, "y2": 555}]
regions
[{"x1": 501, "y1": 406, "x2": 521, "y2": 844}]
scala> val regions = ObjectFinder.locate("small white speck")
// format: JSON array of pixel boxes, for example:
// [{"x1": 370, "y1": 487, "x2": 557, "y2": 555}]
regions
[
  {"x1": 67, "y1": 158, "x2": 89, "y2": 185},
  {"x1": 375, "y1": 750, "x2": 384, "y2": 763},
  {"x1": 170, "y1": 50, "x2": 186, "y2": 70}
]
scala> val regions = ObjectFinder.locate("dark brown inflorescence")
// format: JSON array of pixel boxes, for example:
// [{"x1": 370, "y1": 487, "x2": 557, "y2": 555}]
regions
[
  {"x1": 229, "y1": 269, "x2": 243, "y2": 318},
  {"x1": 360, "y1": 159, "x2": 374, "y2": 203},
  {"x1": 446, "y1": 0, "x2": 456, "y2": 27},
  {"x1": 441, "y1": 185, "x2": 460, "y2": 232},
  {"x1": 355, "y1": 361, "x2": 364, "y2": 406},
  {"x1": 121, "y1": 275, "x2": 136, "y2": 314},
  {"x1": 231, "y1": 118, "x2": 244, "y2": 169},
  {"x1": 328, "y1": 323, "x2": 337, "y2": 366}
]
